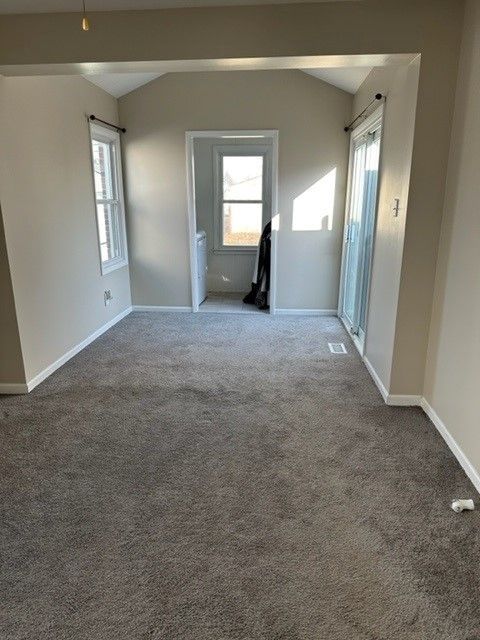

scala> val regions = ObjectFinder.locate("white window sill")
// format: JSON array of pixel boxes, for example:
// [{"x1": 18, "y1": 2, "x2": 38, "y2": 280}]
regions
[
  {"x1": 101, "y1": 258, "x2": 129, "y2": 276},
  {"x1": 213, "y1": 248, "x2": 257, "y2": 255}
]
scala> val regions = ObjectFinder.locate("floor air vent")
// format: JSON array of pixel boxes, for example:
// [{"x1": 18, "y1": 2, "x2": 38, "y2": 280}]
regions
[{"x1": 328, "y1": 342, "x2": 347, "y2": 354}]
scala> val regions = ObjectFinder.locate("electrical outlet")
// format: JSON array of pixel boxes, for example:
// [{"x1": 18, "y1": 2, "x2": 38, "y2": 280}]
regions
[{"x1": 104, "y1": 290, "x2": 113, "y2": 306}]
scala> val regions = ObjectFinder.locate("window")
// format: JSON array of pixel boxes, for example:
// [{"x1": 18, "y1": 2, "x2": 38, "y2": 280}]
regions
[
  {"x1": 214, "y1": 147, "x2": 270, "y2": 251},
  {"x1": 90, "y1": 123, "x2": 128, "y2": 275}
]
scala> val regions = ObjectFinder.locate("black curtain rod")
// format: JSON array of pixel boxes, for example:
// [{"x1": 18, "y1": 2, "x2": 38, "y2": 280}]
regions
[
  {"x1": 344, "y1": 93, "x2": 383, "y2": 132},
  {"x1": 89, "y1": 114, "x2": 126, "y2": 133}
]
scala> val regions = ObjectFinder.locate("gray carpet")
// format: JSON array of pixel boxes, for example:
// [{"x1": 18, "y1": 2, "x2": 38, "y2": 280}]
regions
[{"x1": 0, "y1": 312, "x2": 479, "y2": 639}]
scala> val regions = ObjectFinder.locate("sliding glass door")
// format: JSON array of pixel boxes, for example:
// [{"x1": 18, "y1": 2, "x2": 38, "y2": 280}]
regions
[{"x1": 341, "y1": 110, "x2": 382, "y2": 350}]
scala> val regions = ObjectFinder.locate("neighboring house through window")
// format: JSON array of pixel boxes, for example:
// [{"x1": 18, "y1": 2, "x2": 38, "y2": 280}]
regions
[{"x1": 213, "y1": 145, "x2": 272, "y2": 252}]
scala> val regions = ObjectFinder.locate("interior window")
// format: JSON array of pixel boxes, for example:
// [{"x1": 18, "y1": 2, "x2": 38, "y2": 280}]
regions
[
  {"x1": 90, "y1": 124, "x2": 128, "y2": 274},
  {"x1": 219, "y1": 154, "x2": 265, "y2": 249}
]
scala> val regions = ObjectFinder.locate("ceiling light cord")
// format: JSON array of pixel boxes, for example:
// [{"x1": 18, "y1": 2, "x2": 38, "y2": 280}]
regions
[{"x1": 82, "y1": 0, "x2": 90, "y2": 31}]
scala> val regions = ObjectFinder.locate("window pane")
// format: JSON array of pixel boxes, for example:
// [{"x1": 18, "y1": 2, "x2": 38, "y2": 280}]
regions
[
  {"x1": 223, "y1": 203, "x2": 262, "y2": 246},
  {"x1": 96, "y1": 202, "x2": 121, "y2": 263},
  {"x1": 92, "y1": 139, "x2": 114, "y2": 200},
  {"x1": 223, "y1": 155, "x2": 263, "y2": 200}
]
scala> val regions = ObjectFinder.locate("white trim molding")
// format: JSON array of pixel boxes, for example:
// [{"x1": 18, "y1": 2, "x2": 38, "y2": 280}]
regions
[
  {"x1": 185, "y1": 129, "x2": 279, "y2": 314},
  {"x1": 363, "y1": 355, "x2": 421, "y2": 406},
  {"x1": 26, "y1": 306, "x2": 132, "y2": 392},
  {"x1": 132, "y1": 305, "x2": 193, "y2": 312},
  {"x1": 274, "y1": 308, "x2": 338, "y2": 316},
  {"x1": 386, "y1": 394, "x2": 422, "y2": 407},
  {"x1": 421, "y1": 398, "x2": 480, "y2": 495},
  {"x1": 212, "y1": 143, "x2": 273, "y2": 253},
  {"x1": 363, "y1": 355, "x2": 388, "y2": 402},
  {"x1": 0, "y1": 382, "x2": 29, "y2": 395},
  {"x1": 362, "y1": 355, "x2": 479, "y2": 494},
  {"x1": 0, "y1": 305, "x2": 192, "y2": 395},
  {"x1": 337, "y1": 104, "x2": 385, "y2": 353},
  {"x1": 89, "y1": 122, "x2": 129, "y2": 277}
]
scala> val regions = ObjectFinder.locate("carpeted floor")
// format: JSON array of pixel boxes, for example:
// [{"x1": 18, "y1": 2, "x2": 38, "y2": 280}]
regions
[{"x1": 0, "y1": 312, "x2": 479, "y2": 640}]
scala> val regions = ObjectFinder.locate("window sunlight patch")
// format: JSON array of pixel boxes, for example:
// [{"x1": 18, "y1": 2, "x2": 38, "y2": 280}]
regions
[{"x1": 292, "y1": 168, "x2": 336, "y2": 231}]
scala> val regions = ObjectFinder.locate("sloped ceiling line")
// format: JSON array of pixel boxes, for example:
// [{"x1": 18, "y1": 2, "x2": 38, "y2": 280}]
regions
[{"x1": 83, "y1": 67, "x2": 373, "y2": 98}]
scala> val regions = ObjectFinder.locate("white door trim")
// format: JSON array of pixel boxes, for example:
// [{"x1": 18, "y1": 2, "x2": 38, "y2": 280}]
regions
[{"x1": 185, "y1": 130, "x2": 279, "y2": 314}]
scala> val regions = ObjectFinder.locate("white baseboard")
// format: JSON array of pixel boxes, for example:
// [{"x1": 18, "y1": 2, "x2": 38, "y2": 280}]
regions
[
  {"x1": 386, "y1": 394, "x2": 422, "y2": 406},
  {"x1": 363, "y1": 355, "x2": 479, "y2": 494},
  {"x1": 421, "y1": 398, "x2": 480, "y2": 495},
  {"x1": 26, "y1": 306, "x2": 133, "y2": 393},
  {"x1": 363, "y1": 356, "x2": 389, "y2": 402},
  {"x1": 5, "y1": 305, "x2": 479, "y2": 496},
  {"x1": 274, "y1": 308, "x2": 338, "y2": 316},
  {"x1": 0, "y1": 382, "x2": 29, "y2": 395},
  {"x1": 363, "y1": 356, "x2": 421, "y2": 406},
  {"x1": 132, "y1": 305, "x2": 193, "y2": 312}
]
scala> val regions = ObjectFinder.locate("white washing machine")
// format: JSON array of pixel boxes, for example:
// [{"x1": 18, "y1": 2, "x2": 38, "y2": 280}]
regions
[{"x1": 196, "y1": 230, "x2": 207, "y2": 305}]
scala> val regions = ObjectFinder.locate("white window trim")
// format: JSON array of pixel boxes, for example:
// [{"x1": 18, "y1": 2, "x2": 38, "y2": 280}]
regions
[
  {"x1": 337, "y1": 103, "x2": 385, "y2": 356},
  {"x1": 213, "y1": 144, "x2": 272, "y2": 253},
  {"x1": 89, "y1": 122, "x2": 129, "y2": 276}
]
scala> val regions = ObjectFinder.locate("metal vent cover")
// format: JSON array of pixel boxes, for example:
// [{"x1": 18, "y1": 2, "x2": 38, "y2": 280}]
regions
[{"x1": 328, "y1": 342, "x2": 347, "y2": 354}]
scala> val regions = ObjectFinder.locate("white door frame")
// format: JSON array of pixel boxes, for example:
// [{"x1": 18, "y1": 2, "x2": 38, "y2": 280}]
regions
[
  {"x1": 185, "y1": 129, "x2": 279, "y2": 313},
  {"x1": 338, "y1": 104, "x2": 385, "y2": 355}
]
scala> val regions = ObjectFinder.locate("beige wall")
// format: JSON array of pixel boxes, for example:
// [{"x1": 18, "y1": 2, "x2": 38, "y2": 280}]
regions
[
  {"x1": 120, "y1": 70, "x2": 352, "y2": 310},
  {"x1": 389, "y1": 52, "x2": 461, "y2": 395},
  {"x1": 354, "y1": 60, "x2": 420, "y2": 391},
  {"x1": 0, "y1": 0, "x2": 464, "y2": 390},
  {"x1": 0, "y1": 75, "x2": 131, "y2": 383},
  {"x1": 0, "y1": 1, "x2": 462, "y2": 67},
  {"x1": 0, "y1": 206, "x2": 25, "y2": 385},
  {"x1": 0, "y1": 0, "x2": 466, "y2": 396},
  {"x1": 424, "y1": 0, "x2": 480, "y2": 473}
]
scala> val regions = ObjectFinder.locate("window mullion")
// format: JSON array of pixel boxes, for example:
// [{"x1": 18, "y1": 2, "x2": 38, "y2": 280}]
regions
[
  {"x1": 96, "y1": 198, "x2": 119, "y2": 205},
  {"x1": 222, "y1": 199, "x2": 264, "y2": 204}
]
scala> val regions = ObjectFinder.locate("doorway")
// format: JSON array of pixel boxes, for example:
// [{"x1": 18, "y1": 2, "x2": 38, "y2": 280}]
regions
[
  {"x1": 339, "y1": 106, "x2": 383, "y2": 353},
  {"x1": 186, "y1": 130, "x2": 279, "y2": 314}
]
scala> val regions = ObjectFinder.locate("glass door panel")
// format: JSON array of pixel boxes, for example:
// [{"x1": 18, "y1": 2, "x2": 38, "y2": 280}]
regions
[
  {"x1": 341, "y1": 118, "x2": 382, "y2": 348},
  {"x1": 343, "y1": 140, "x2": 366, "y2": 325},
  {"x1": 358, "y1": 132, "x2": 380, "y2": 335}
]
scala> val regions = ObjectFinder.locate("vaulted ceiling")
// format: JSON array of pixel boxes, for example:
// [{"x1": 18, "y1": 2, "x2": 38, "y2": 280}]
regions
[
  {"x1": 85, "y1": 73, "x2": 165, "y2": 98},
  {"x1": 83, "y1": 66, "x2": 372, "y2": 98},
  {"x1": 301, "y1": 67, "x2": 372, "y2": 94}
]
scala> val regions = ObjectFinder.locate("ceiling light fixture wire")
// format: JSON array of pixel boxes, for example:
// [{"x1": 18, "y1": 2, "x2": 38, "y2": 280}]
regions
[{"x1": 82, "y1": 0, "x2": 90, "y2": 31}]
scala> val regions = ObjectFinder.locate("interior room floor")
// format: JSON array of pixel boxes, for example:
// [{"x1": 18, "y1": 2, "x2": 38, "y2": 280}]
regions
[
  {"x1": 199, "y1": 291, "x2": 267, "y2": 314},
  {"x1": 0, "y1": 313, "x2": 479, "y2": 640}
]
